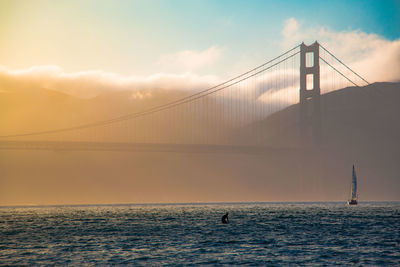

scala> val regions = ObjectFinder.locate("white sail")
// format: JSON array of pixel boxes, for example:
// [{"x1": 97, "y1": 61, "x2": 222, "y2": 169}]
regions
[{"x1": 351, "y1": 165, "x2": 357, "y2": 200}]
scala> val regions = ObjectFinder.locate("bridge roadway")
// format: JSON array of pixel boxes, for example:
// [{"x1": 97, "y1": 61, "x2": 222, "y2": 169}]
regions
[{"x1": 0, "y1": 140, "x2": 306, "y2": 155}]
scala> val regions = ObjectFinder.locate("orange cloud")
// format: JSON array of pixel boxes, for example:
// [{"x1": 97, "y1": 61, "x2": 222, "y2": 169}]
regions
[{"x1": 0, "y1": 65, "x2": 220, "y2": 98}]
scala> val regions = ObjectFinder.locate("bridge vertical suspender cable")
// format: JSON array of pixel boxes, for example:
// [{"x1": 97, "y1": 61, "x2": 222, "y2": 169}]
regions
[{"x1": 0, "y1": 42, "x2": 371, "y2": 145}]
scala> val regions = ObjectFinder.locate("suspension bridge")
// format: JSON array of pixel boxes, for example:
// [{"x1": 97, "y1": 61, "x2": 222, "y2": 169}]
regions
[{"x1": 0, "y1": 42, "x2": 369, "y2": 153}]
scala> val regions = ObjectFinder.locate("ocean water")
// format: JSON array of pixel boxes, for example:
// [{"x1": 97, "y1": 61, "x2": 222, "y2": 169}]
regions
[{"x1": 0, "y1": 202, "x2": 399, "y2": 265}]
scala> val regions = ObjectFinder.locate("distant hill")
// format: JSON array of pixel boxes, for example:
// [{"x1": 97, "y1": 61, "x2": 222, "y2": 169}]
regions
[
  {"x1": 0, "y1": 87, "x2": 194, "y2": 140},
  {"x1": 234, "y1": 82, "x2": 400, "y2": 148}
]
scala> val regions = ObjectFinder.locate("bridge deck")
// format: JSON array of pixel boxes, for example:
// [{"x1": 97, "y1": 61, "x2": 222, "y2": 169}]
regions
[{"x1": 0, "y1": 140, "x2": 306, "y2": 154}]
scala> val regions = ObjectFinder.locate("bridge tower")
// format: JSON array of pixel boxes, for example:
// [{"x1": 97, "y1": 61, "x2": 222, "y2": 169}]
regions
[{"x1": 300, "y1": 41, "x2": 321, "y2": 146}]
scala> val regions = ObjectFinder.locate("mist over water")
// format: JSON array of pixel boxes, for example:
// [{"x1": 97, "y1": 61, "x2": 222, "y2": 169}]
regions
[{"x1": 1, "y1": 203, "x2": 399, "y2": 265}]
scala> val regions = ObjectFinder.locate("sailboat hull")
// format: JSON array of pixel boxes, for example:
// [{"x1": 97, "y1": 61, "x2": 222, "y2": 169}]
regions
[{"x1": 347, "y1": 200, "x2": 358, "y2": 205}]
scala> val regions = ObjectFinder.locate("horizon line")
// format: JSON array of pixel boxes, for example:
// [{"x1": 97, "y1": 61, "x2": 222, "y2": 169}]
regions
[{"x1": 1, "y1": 200, "x2": 399, "y2": 208}]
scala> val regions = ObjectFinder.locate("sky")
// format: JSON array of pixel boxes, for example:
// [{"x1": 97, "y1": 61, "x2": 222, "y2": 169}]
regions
[
  {"x1": 0, "y1": 0, "x2": 399, "y2": 98},
  {"x1": 1, "y1": 0, "x2": 400, "y2": 205}
]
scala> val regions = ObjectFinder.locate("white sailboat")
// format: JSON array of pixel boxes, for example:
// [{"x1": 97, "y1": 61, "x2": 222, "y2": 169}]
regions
[{"x1": 347, "y1": 164, "x2": 358, "y2": 205}]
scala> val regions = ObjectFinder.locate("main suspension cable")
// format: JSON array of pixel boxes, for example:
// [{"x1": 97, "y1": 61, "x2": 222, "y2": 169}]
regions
[{"x1": 320, "y1": 44, "x2": 370, "y2": 85}]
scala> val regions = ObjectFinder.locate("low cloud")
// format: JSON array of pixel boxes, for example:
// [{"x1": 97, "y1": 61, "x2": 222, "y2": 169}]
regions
[
  {"x1": 0, "y1": 46, "x2": 223, "y2": 99},
  {"x1": 0, "y1": 65, "x2": 220, "y2": 98},
  {"x1": 281, "y1": 18, "x2": 400, "y2": 83}
]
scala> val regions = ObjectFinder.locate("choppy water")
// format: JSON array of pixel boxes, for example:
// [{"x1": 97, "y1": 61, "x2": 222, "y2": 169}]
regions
[{"x1": 1, "y1": 202, "x2": 399, "y2": 265}]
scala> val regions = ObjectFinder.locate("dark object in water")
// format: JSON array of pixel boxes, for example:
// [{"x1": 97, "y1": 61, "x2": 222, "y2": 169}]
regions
[
  {"x1": 221, "y1": 212, "x2": 229, "y2": 224},
  {"x1": 348, "y1": 199, "x2": 358, "y2": 205}
]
